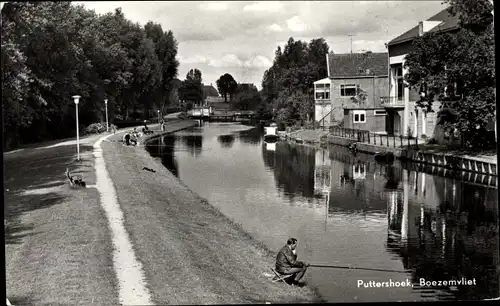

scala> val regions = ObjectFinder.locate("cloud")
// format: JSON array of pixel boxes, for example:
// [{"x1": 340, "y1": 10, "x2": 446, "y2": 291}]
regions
[
  {"x1": 178, "y1": 55, "x2": 209, "y2": 64},
  {"x1": 286, "y1": 16, "x2": 308, "y2": 32},
  {"x1": 268, "y1": 23, "x2": 284, "y2": 32},
  {"x1": 208, "y1": 54, "x2": 272, "y2": 69},
  {"x1": 72, "y1": 1, "x2": 448, "y2": 88},
  {"x1": 243, "y1": 1, "x2": 284, "y2": 12}
]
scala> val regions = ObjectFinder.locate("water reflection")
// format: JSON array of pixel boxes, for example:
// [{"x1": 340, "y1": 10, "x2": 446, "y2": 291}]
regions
[
  {"x1": 266, "y1": 141, "x2": 499, "y2": 300},
  {"x1": 146, "y1": 136, "x2": 179, "y2": 177},
  {"x1": 262, "y1": 142, "x2": 316, "y2": 199},
  {"x1": 147, "y1": 124, "x2": 499, "y2": 302},
  {"x1": 182, "y1": 135, "x2": 203, "y2": 157},
  {"x1": 237, "y1": 127, "x2": 263, "y2": 144},
  {"x1": 218, "y1": 134, "x2": 236, "y2": 148},
  {"x1": 385, "y1": 171, "x2": 499, "y2": 300}
]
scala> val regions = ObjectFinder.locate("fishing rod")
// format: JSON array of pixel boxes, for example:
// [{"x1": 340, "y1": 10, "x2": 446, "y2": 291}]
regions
[{"x1": 309, "y1": 264, "x2": 409, "y2": 274}]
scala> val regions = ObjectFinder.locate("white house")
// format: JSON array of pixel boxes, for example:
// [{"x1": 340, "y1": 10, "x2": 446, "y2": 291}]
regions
[
  {"x1": 386, "y1": 7, "x2": 460, "y2": 138},
  {"x1": 314, "y1": 77, "x2": 332, "y2": 127}
]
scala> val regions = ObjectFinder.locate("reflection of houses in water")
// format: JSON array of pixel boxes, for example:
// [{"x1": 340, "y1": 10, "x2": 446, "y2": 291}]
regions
[
  {"x1": 265, "y1": 142, "x2": 276, "y2": 151},
  {"x1": 328, "y1": 148, "x2": 391, "y2": 212},
  {"x1": 352, "y1": 163, "x2": 366, "y2": 180},
  {"x1": 386, "y1": 168, "x2": 500, "y2": 300},
  {"x1": 314, "y1": 150, "x2": 331, "y2": 197}
]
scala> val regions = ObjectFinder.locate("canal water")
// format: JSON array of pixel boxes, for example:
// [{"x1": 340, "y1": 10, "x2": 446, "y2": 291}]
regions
[{"x1": 146, "y1": 122, "x2": 499, "y2": 302}]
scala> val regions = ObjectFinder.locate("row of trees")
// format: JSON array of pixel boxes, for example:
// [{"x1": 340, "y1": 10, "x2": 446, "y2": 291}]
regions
[
  {"x1": 261, "y1": 37, "x2": 330, "y2": 125},
  {"x1": 2, "y1": 2, "x2": 179, "y2": 150},
  {"x1": 404, "y1": 0, "x2": 495, "y2": 147}
]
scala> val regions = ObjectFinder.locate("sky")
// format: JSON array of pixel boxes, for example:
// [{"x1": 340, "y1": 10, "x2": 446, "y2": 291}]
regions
[{"x1": 71, "y1": 1, "x2": 447, "y2": 90}]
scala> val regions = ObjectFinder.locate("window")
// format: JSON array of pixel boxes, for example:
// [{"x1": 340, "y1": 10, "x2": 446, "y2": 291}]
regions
[
  {"x1": 341, "y1": 84, "x2": 357, "y2": 97},
  {"x1": 392, "y1": 64, "x2": 404, "y2": 101},
  {"x1": 353, "y1": 110, "x2": 366, "y2": 123},
  {"x1": 374, "y1": 110, "x2": 387, "y2": 116},
  {"x1": 315, "y1": 83, "x2": 330, "y2": 100},
  {"x1": 397, "y1": 79, "x2": 404, "y2": 100},
  {"x1": 315, "y1": 92, "x2": 330, "y2": 99}
]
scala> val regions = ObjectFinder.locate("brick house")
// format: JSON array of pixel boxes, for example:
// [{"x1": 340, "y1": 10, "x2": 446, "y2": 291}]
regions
[{"x1": 314, "y1": 52, "x2": 389, "y2": 132}]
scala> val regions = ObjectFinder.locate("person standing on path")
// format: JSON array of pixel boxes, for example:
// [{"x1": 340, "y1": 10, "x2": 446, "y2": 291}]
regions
[{"x1": 275, "y1": 238, "x2": 310, "y2": 286}]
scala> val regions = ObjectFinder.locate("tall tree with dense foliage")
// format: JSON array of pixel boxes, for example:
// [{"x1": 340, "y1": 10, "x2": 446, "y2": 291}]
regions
[
  {"x1": 261, "y1": 37, "x2": 330, "y2": 126},
  {"x1": 1, "y1": 2, "x2": 180, "y2": 150},
  {"x1": 404, "y1": 0, "x2": 494, "y2": 147},
  {"x1": 232, "y1": 84, "x2": 261, "y2": 110},
  {"x1": 179, "y1": 68, "x2": 204, "y2": 107},
  {"x1": 216, "y1": 73, "x2": 238, "y2": 102}
]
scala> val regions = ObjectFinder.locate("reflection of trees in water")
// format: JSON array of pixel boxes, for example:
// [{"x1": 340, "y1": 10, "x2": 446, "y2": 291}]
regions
[
  {"x1": 145, "y1": 136, "x2": 179, "y2": 177},
  {"x1": 182, "y1": 135, "x2": 203, "y2": 157},
  {"x1": 237, "y1": 127, "x2": 262, "y2": 144},
  {"x1": 262, "y1": 142, "x2": 315, "y2": 199},
  {"x1": 386, "y1": 175, "x2": 499, "y2": 300},
  {"x1": 217, "y1": 134, "x2": 236, "y2": 148}
]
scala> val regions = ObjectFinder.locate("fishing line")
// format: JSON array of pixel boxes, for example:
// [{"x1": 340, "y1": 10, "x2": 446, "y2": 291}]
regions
[{"x1": 309, "y1": 264, "x2": 409, "y2": 274}]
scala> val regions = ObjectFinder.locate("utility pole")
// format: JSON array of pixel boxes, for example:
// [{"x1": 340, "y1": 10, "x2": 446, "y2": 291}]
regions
[{"x1": 348, "y1": 34, "x2": 353, "y2": 53}]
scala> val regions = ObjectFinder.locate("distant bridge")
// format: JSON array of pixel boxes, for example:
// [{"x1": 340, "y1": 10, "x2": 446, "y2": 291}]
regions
[{"x1": 188, "y1": 109, "x2": 257, "y2": 122}]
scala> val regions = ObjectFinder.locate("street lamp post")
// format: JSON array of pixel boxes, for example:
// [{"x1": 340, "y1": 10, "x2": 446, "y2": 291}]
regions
[
  {"x1": 72, "y1": 95, "x2": 81, "y2": 161},
  {"x1": 157, "y1": 109, "x2": 160, "y2": 123},
  {"x1": 104, "y1": 99, "x2": 109, "y2": 132}
]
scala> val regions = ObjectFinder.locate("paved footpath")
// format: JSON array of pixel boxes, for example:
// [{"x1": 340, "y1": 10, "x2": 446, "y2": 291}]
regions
[{"x1": 4, "y1": 132, "x2": 118, "y2": 305}]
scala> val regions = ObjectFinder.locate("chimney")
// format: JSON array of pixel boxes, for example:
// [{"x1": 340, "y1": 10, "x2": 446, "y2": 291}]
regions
[{"x1": 419, "y1": 20, "x2": 442, "y2": 36}]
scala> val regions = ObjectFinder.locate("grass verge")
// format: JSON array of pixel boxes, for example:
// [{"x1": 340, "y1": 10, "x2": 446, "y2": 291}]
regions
[{"x1": 101, "y1": 120, "x2": 324, "y2": 304}]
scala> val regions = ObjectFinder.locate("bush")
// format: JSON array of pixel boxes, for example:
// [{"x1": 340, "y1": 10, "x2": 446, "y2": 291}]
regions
[{"x1": 84, "y1": 122, "x2": 107, "y2": 135}]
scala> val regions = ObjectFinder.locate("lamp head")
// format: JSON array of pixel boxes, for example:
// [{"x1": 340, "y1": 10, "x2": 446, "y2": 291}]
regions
[
  {"x1": 104, "y1": 99, "x2": 108, "y2": 104},
  {"x1": 72, "y1": 95, "x2": 81, "y2": 105}
]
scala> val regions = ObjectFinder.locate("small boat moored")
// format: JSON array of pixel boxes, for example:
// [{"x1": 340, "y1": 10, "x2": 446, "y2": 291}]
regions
[{"x1": 264, "y1": 123, "x2": 279, "y2": 142}]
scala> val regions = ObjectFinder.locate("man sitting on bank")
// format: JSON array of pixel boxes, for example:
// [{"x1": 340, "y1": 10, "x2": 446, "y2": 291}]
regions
[{"x1": 275, "y1": 238, "x2": 310, "y2": 286}]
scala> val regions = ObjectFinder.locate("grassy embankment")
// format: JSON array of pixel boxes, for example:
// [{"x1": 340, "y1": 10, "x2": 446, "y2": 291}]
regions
[
  {"x1": 101, "y1": 120, "x2": 324, "y2": 304},
  {"x1": 4, "y1": 134, "x2": 118, "y2": 305}
]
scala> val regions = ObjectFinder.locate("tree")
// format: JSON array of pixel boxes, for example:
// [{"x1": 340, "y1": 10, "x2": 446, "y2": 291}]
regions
[
  {"x1": 186, "y1": 68, "x2": 202, "y2": 83},
  {"x1": 232, "y1": 83, "x2": 261, "y2": 110},
  {"x1": 179, "y1": 68, "x2": 203, "y2": 107},
  {"x1": 216, "y1": 73, "x2": 238, "y2": 102},
  {"x1": 1, "y1": 2, "x2": 180, "y2": 150},
  {"x1": 260, "y1": 37, "x2": 329, "y2": 126},
  {"x1": 404, "y1": 0, "x2": 494, "y2": 147}
]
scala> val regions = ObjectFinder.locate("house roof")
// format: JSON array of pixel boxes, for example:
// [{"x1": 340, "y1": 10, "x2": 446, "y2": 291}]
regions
[
  {"x1": 202, "y1": 84, "x2": 219, "y2": 97},
  {"x1": 314, "y1": 77, "x2": 330, "y2": 84},
  {"x1": 328, "y1": 52, "x2": 388, "y2": 78},
  {"x1": 388, "y1": 7, "x2": 460, "y2": 46}
]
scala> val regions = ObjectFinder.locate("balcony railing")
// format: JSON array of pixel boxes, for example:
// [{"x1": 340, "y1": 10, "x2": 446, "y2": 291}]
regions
[{"x1": 380, "y1": 96, "x2": 405, "y2": 107}]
